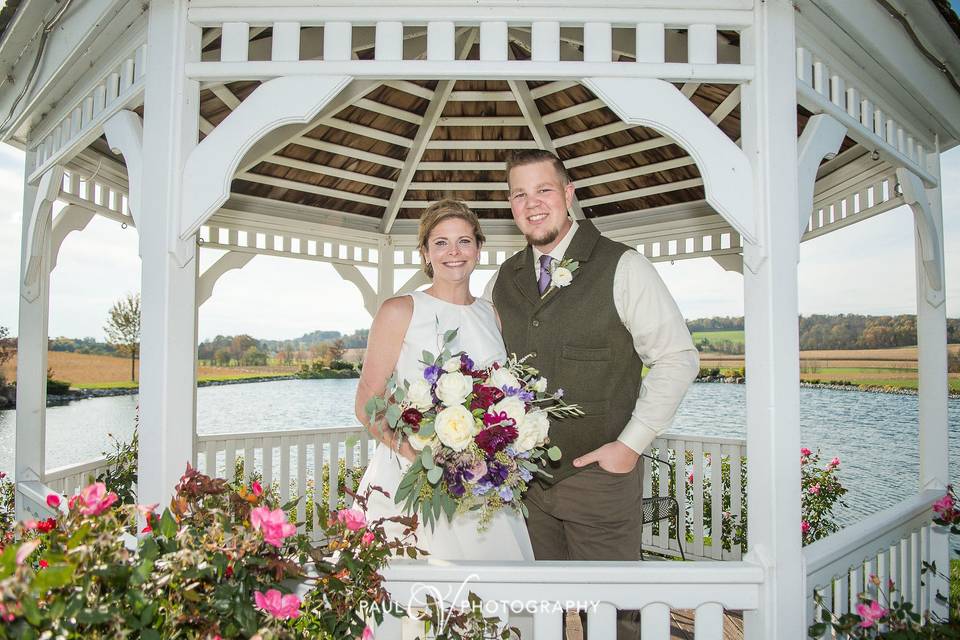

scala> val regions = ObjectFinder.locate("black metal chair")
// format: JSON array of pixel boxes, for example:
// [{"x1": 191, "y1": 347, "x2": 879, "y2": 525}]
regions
[{"x1": 638, "y1": 452, "x2": 686, "y2": 561}]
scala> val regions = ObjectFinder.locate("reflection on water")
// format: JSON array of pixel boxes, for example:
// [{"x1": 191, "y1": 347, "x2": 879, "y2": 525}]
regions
[{"x1": 1, "y1": 380, "x2": 958, "y2": 529}]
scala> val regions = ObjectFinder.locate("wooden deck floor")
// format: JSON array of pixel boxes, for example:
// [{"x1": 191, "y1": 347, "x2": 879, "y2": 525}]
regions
[{"x1": 563, "y1": 609, "x2": 744, "y2": 639}]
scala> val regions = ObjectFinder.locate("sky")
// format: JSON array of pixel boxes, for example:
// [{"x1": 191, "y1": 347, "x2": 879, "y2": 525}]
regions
[{"x1": 0, "y1": 142, "x2": 958, "y2": 342}]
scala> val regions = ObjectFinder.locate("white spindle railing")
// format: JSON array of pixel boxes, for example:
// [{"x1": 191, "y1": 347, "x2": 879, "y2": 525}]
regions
[
  {"x1": 378, "y1": 561, "x2": 763, "y2": 639},
  {"x1": 185, "y1": 6, "x2": 754, "y2": 83},
  {"x1": 803, "y1": 490, "x2": 943, "y2": 637},
  {"x1": 43, "y1": 458, "x2": 118, "y2": 497}
]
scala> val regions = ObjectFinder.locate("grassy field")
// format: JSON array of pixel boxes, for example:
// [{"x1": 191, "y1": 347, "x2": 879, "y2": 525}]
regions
[
  {"x1": 691, "y1": 330, "x2": 745, "y2": 344},
  {"x1": 2, "y1": 351, "x2": 299, "y2": 389}
]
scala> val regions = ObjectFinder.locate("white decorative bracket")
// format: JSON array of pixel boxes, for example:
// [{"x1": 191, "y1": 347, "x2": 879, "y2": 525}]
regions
[
  {"x1": 103, "y1": 110, "x2": 145, "y2": 235},
  {"x1": 332, "y1": 263, "x2": 378, "y2": 317},
  {"x1": 50, "y1": 205, "x2": 96, "y2": 270},
  {"x1": 797, "y1": 114, "x2": 846, "y2": 241},
  {"x1": 896, "y1": 167, "x2": 945, "y2": 307},
  {"x1": 395, "y1": 270, "x2": 431, "y2": 297},
  {"x1": 711, "y1": 254, "x2": 743, "y2": 274},
  {"x1": 22, "y1": 166, "x2": 64, "y2": 303},
  {"x1": 583, "y1": 77, "x2": 755, "y2": 245},
  {"x1": 180, "y1": 74, "x2": 352, "y2": 240},
  {"x1": 197, "y1": 251, "x2": 256, "y2": 306}
]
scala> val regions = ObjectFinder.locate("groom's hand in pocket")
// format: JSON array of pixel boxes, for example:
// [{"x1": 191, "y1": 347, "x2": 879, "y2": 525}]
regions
[{"x1": 573, "y1": 441, "x2": 640, "y2": 474}]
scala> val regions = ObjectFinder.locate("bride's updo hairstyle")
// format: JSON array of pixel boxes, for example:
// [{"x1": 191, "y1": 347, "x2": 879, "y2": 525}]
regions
[{"x1": 417, "y1": 199, "x2": 486, "y2": 278}]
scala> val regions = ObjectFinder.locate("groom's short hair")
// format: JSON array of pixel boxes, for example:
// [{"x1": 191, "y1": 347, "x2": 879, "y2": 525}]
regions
[{"x1": 504, "y1": 149, "x2": 570, "y2": 186}]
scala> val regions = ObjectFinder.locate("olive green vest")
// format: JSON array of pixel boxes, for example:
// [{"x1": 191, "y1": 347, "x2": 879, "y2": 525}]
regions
[{"x1": 493, "y1": 220, "x2": 642, "y2": 484}]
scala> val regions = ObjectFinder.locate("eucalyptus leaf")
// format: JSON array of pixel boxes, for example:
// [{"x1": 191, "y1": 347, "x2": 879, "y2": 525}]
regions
[
  {"x1": 420, "y1": 446, "x2": 434, "y2": 470},
  {"x1": 364, "y1": 397, "x2": 378, "y2": 419},
  {"x1": 547, "y1": 446, "x2": 562, "y2": 461},
  {"x1": 421, "y1": 350, "x2": 435, "y2": 366},
  {"x1": 385, "y1": 404, "x2": 402, "y2": 428},
  {"x1": 426, "y1": 466, "x2": 443, "y2": 484},
  {"x1": 443, "y1": 328, "x2": 459, "y2": 345}
]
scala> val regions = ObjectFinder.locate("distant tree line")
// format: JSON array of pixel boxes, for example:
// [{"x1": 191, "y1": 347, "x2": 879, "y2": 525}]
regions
[
  {"x1": 197, "y1": 328, "x2": 369, "y2": 367},
  {"x1": 687, "y1": 314, "x2": 960, "y2": 352},
  {"x1": 48, "y1": 336, "x2": 119, "y2": 356}
]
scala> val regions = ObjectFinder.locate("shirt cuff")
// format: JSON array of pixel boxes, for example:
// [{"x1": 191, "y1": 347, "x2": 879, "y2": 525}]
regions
[{"x1": 617, "y1": 418, "x2": 661, "y2": 455}]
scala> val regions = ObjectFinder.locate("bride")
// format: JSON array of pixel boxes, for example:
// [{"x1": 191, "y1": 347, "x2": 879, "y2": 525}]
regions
[{"x1": 353, "y1": 199, "x2": 534, "y2": 561}]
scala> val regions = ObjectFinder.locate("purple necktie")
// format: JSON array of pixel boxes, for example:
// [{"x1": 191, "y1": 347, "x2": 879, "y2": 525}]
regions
[{"x1": 538, "y1": 254, "x2": 554, "y2": 294}]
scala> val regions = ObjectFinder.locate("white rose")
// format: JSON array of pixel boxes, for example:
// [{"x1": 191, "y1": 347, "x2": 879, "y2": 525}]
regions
[
  {"x1": 489, "y1": 396, "x2": 526, "y2": 427},
  {"x1": 407, "y1": 378, "x2": 434, "y2": 411},
  {"x1": 408, "y1": 431, "x2": 439, "y2": 452},
  {"x1": 487, "y1": 366, "x2": 520, "y2": 391},
  {"x1": 442, "y1": 357, "x2": 461, "y2": 373},
  {"x1": 434, "y1": 371, "x2": 473, "y2": 407},
  {"x1": 553, "y1": 266, "x2": 573, "y2": 287},
  {"x1": 434, "y1": 405, "x2": 478, "y2": 451},
  {"x1": 515, "y1": 410, "x2": 550, "y2": 452},
  {"x1": 531, "y1": 376, "x2": 548, "y2": 393}
]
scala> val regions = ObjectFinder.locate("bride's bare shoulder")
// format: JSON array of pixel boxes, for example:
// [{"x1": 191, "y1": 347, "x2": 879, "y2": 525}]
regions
[{"x1": 375, "y1": 295, "x2": 414, "y2": 324}]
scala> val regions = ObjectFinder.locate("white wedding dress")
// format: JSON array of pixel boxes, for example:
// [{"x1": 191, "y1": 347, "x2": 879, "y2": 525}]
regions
[{"x1": 356, "y1": 290, "x2": 534, "y2": 561}]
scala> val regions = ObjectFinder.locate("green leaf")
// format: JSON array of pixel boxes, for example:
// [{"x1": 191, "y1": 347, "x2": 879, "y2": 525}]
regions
[
  {"x1": 547, "y1": 446, "x2": 562, "y2": 461},
  {"x1": 421, "y1": 350, "x2": 435, "y2": 366},
  {"x1": 393, "y1": 386, "x2": 406, "y2": 403},
  {"x1": 418, "y1": 420, "x2": 435, "y2": 438},
  {"x1": 427, "y1": 467, "x2": 443, "y2": 484},
  {"x1": 386, "y1": 404, "x2": 402, "y2": 428},
  {"x1": 67, "y1": 522, "x2": 92, "y2": 549},
  {"x1": 21, "y1": 596, "x2": 42, "y2": 626},
  {"x1": 0, "y1": 544, "x2": 16, "y2": 579},
  {"x1": 130, "y1": 557, "x2": 155, "y2": 586},
  {"x1": 140, "y1": 630, "x2": 161, "y2": 640},
  {"x1": 420, "y1": 446, "x2": 435, "y2": 470},
  {"x1": 157, "y1": 509, "x2": 178, "y2": 538},
  {"x1": 442, "y1": 494, "x2": 457, "y2": 522},
  {"x1": 31, "y1": 562, "x2": 75, "y2": 594},
  {"x1": 364, "y1": 397, "x2": 378, "y2": 419},
  {"x1": 140, "y1": 602, "x2": 158, "y2": 627},
  {"x1": 443, "y1": 328, "x2": 459, "y2": 345}
]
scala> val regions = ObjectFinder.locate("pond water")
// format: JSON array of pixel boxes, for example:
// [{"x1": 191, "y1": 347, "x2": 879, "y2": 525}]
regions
[{"x1": 1, "y1": 380, "x2": 958, "y2": 529}]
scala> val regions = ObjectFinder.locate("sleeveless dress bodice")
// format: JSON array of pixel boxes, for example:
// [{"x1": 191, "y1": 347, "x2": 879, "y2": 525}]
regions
[{"x1": 355, "y1": 290, "x2": 533, "y2": 562}]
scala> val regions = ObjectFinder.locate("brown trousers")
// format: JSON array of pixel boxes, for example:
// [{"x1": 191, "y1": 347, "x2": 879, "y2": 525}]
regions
[{"x1": 524, "y1": 464, "x2": 643, "y2": 639}]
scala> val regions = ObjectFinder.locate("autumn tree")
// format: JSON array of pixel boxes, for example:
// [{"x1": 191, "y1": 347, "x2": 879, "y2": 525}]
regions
[
  {"x1": 329, "y1": 338, "x2": 347, "y2": 362},
  {"x1": 104, "y1": 293, "x2": 141, "y2": 382}
]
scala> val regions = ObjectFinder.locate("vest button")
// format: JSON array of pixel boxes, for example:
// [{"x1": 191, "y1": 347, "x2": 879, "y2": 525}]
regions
[{"x1": 532, "y1": 320, "x2": 540, "y2": 327}]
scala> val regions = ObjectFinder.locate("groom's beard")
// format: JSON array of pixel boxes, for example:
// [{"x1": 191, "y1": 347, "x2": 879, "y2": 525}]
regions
[{"x1": 525, "y1": 226, "x2": 560, "y2": 249}]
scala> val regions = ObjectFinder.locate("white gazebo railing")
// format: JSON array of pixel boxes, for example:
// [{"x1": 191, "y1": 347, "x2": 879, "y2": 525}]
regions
[
  {"x1": 39, "y1": 428, "x2": 749, "y2": 558},
  {"x1": 803, "y1": 490, "x2": 945, "y2": 634}
]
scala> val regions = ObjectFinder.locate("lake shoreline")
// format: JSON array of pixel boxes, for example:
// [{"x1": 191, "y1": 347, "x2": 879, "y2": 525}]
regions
[
  {"x1": 695, "y1": 376, "x2": 960, "y2": 398},
  {"x1": 1, "y1": 372, "x2": 944, "y2": 407}
]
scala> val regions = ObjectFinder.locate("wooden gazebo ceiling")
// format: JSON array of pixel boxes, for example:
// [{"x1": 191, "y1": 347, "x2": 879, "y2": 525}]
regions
[{"x1": 192, "y1": 35, "x2": 850, "y2": 227}]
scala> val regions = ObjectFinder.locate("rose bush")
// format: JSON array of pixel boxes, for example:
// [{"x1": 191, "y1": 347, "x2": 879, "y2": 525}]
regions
[{"x1": 0, "y1": 465, "x2": 514, "y2": 639}]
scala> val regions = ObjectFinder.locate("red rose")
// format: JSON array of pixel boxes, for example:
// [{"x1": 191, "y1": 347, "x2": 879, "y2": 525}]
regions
[
  {"x1": 401, "y1": 408, "x2": 423, "y2": 431},
  {"x1": 34, "y1": 518, "x2": 56, "y2": 533},
  {"x1": 470, "y1": 384, "x2": 505, "y2": 411}
]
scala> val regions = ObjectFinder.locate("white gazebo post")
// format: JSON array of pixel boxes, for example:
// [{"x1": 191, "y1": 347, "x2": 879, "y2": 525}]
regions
[
  {"x1": 902, "y1": 150, "x2": 951, "y2": 619},
  {"x1": 137, "y1": 0, "x2": 201, "y2": 508},
  {"x1": 741, "y1": 1, "x2": 804, "y2": 638},
  {"x1": 14, "y1": 155, "x2": 58, "y2": 517}
]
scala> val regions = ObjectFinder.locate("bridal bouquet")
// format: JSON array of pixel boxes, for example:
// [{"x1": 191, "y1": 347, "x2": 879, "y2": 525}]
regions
[{"x1": 365, "y1": 329, "x2": 582, "y2": 530}]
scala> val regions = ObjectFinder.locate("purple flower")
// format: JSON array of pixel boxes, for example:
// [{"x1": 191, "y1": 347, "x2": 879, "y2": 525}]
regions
[
  {"x1": 518, "y1": 467, "x2": 533, "y2": 482},
  {"x1": 498, "y1": 485, "x2": 514, "y2": 502},
  {"x1": 473, "y1": 481, "x2": 493, "y2": 496},
  {"x1": 424, "y1": 365, "x2": 442, "y2": 384},
  {"x1": 483, "y1": 460, "x2": 510, "y2": 487},
  {"x1": 459, "y1": 353, "x2": 474, "y2": 371}
]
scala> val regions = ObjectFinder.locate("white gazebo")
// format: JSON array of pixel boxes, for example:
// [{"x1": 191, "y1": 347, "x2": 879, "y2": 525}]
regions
[{"x1": 5, "y1": 0, "x2": 958, "y2": 637}]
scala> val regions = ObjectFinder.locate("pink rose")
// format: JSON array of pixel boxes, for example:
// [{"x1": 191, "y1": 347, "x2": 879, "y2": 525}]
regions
[
  {"x1": 361, "y1": 627, "x2": 374, "y2": 640},
  {"x1": 361, "y1": 531, "x2": 375, "y2": 546},
  {"x1": 933, "y1": 493, "x2": 955, "y2": 517},
  {"x1": 45, "y1": 494, "x2": 61, "y2": 509},
  {"x1": 253, "y1": 589, "x2": 301, "y2": 619},
  {"x1": 337, "y1": 508, "x2": 366, "y2": 531},
  {"x1": 251, "y1": 480, "x2": 263, "y2": 497},
  {"x1": 250, "y1": 507, "x2": 297, "y2": 547},
  {"x1": 855, "y1": 600, "x2": 888, "y2": 628},
  {"x1": 801, "y1": 520, "x2": 811, "y2": 534},
  {"x1": 800, "y1": 447, "x2": 812, "y2": 457},
  {"x1": 76, "y1": 482, "x2": 118, "y2": 516},
  {"x1": 829, "y1": 456, "x2": 840, "y2": 468},
  {"x1": 808, "y1": 484, "x2": 821, "y2": 495}
]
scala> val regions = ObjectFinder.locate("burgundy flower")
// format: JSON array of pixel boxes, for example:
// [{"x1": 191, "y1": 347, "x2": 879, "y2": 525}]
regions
[
  {"x1": 401, "y1": 408, "x2": 423, "y2": 432},
  {"x1": 475, "y1": 425, "x2": 519, "y2": 456},
  {"x1": 470, "y1": 384, "x2": 505, "y2": 411}
]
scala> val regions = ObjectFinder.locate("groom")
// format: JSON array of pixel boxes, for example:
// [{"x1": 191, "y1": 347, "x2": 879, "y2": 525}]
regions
[{"x1": 483, "y1": 150, "x2": 699, "y2": 638}]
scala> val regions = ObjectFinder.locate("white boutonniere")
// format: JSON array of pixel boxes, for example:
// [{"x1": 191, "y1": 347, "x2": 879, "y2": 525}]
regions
[{"x1": 543, "y1": 258, "x2": 580, "y2": 296}]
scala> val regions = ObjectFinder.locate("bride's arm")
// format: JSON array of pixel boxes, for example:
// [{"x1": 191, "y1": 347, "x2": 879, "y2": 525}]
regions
[{"x1": 355, "y1": 296, "x2": 416, "y2": 457}]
